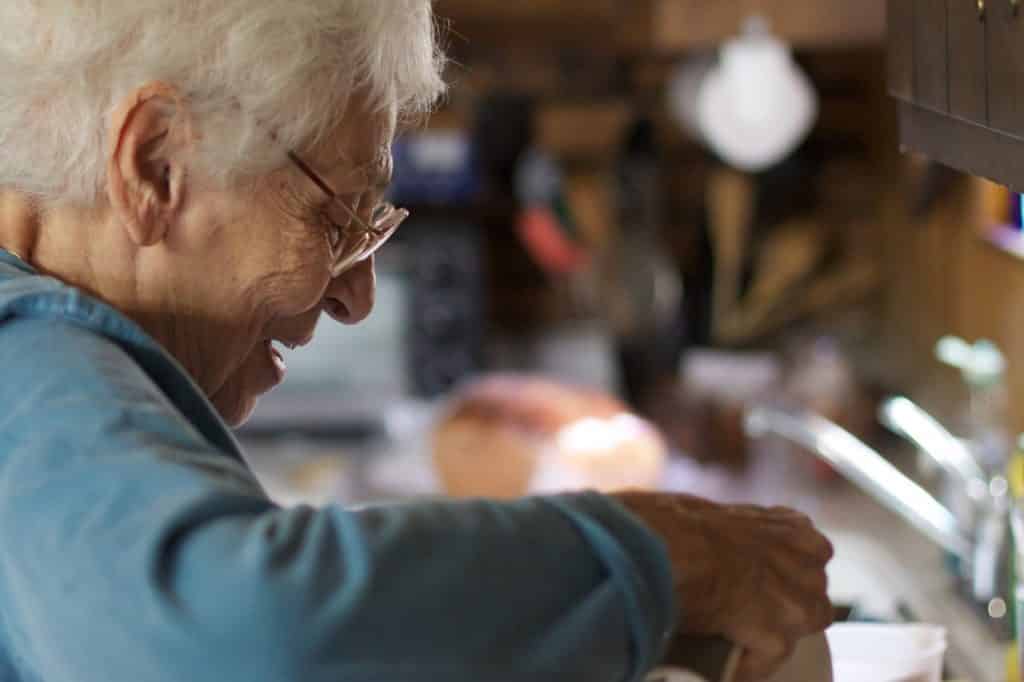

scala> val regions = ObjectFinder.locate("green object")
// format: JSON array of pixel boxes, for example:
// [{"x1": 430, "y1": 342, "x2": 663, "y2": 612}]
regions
[
  {"x1": 1012, "y1": 498, "x2": 1024, "y2": 677},
  {"x1": 1009, "y1": 440, "x2": 1024, "y2": 640}
]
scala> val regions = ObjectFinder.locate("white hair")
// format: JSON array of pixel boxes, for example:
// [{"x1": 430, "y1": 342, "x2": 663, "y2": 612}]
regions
[{"x1": 0, "y1": 0, "x2": 446, "y2": 205}]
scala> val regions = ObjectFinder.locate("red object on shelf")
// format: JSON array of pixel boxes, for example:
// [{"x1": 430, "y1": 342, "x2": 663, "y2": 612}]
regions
[{"x1": 516, "y1": 205, "x2": 590, "y2": 275}]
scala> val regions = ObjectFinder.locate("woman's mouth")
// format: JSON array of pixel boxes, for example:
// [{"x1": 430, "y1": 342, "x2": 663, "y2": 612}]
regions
[
  {"x1": 260, "y1": 331, "x2": 314, "y2": 387},
  {"x1": 265, "y1": 339, "x2": 287, "y2": 382}
]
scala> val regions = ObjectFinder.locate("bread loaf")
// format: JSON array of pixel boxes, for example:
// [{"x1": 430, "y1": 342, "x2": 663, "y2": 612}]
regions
[{"x1": 433, "y1": 374, "x2": 667, "y2": 498}]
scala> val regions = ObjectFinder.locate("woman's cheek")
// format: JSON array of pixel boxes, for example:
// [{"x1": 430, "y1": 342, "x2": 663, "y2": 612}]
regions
[
  {"x1": 240, "y1": 250, "x2": 323, "y2": 322},
  {"x1": 268, "y1": 266, "x2": 330, "y2": 318},
  {"x1": 281, "y1": 245, "x2": 335, "y2": 311}
]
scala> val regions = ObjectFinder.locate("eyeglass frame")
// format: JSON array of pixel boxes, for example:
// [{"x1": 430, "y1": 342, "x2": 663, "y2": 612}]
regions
[{"x1": 285, "y1": 150, "x2": 408, "y2": 278}]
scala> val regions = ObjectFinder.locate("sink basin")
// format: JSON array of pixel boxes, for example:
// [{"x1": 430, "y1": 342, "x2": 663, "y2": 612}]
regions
[{"x1": 826, "y1": 530, "x2": 913, "y2": 619}]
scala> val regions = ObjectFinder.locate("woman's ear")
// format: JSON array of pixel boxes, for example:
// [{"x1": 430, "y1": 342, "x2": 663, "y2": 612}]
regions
[{"x1": 106, "y1": 82, "x2": 191, "y2": 247}]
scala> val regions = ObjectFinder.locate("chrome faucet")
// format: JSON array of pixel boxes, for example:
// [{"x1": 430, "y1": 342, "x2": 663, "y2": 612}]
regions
[{"x1": 746, "y1": 404, "x2": 1012, "y2": 637}]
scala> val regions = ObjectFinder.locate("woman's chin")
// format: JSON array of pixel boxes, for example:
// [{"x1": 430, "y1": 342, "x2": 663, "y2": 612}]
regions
[
  {"x1": 209, "y1": 379, "x2": 261, "y2": 428},
  {"x1": 211, "y1": 346, "x2": 285, "y2": 427},
  {"x1": 215, "y1": 391, "x2": 259, "y2": 428}
]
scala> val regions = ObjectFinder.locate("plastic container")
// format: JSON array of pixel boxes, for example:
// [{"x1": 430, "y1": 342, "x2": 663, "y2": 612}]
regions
[{"x1": 827, "y1": 624, "x2": 947, "y2": 682}]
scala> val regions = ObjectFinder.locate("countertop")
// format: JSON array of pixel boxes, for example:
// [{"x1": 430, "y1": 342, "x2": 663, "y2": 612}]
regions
[{"x1": 240, "y1": 401, "x2": 1008, "y2": 682}]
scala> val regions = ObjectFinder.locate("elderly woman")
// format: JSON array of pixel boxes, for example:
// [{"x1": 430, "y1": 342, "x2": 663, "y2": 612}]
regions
[{"x1": 0, "y1": 2, "x2": 832, "y2": 681}]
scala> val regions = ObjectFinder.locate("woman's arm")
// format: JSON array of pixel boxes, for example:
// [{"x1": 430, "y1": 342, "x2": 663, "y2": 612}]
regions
[{"x1": 0, "y1": 318, "x2": 675, "y2": 682}]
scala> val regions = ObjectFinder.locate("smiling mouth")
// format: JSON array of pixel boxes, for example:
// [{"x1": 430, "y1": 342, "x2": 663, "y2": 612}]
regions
[
  {"x1": 272, "y1": 340, "x2": 296, "y2": 353},
  {"x1": 266, "y1": 333, "x2": 315, "y2": 354}
]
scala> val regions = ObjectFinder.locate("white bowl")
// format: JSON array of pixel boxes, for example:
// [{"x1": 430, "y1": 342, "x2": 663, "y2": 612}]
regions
[{"x1": 827, "y1": 624, "x2": 947, "y2": 682}]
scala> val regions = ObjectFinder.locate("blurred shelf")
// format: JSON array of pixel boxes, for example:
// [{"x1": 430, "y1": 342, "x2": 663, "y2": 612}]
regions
[
  {"x1": 438, "y1": 0, "x2": 886, "y2": 54},
  {"x1": 651, "y1": 0, "x2": 886, "y2": 51},
  {"x1": 437, "y1": 0, "x2": 630, "y2": 52},
  {"x1": 439, "y1": 0, "x2": 618, "y2": 25}
]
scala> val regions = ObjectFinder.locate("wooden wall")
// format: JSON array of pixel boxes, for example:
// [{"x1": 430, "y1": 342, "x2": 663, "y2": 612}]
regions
[{"x1": 881, "y1": 170, "x2": 1024, "y2": 434}]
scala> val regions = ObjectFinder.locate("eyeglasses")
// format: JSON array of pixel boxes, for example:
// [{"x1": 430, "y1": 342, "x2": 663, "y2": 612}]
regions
[{"x1": 286, "y1": 151, "x2": 408, "y2": 277}]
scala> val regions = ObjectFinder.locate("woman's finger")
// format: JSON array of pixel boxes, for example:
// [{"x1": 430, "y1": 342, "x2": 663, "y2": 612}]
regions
[
  {"x1": 720, "y1": 508, "x2": 834, "y2": 559},
  {"x1": 787, "y1": 528, "x2": 835, "y2": 562},
  {"x1": 732, "y1": 636, "x2": 794, "y2": 682},
  {"x1": 767, "y1": 547, "x2": 830, "y2": 597}
]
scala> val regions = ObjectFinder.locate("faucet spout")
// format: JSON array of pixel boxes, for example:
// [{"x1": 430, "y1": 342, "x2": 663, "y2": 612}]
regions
[{"x1": 745, "y1": 406, "x2": 973, "y2": 561}]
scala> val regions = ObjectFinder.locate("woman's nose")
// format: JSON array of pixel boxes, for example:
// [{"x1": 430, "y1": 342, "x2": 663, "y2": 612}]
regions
[{"x1": 324, "y1": 255, "x2": 376, "y2": 324}]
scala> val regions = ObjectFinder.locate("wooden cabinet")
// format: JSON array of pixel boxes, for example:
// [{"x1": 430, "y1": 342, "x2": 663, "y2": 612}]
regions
[
  {"x1": 986, "y1": 0, "x2": 1024, "y2": 136},
  {"x1": 947, "y1": 0, "x2": 987, "y2": 121},
  {"x1": 913, "y1": 0, "x2": 949, "y2": 113},
  {"x1": 888, "y1": 0, "x2": 915, "y2": 100},
  {"x1": 893, "y1": 0, "x2": 1024, "y2": 192}
]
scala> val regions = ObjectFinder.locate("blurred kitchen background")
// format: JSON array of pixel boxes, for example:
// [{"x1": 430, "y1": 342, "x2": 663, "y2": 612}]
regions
[{"x1": 237, "y1": 3, "x2": 1024, "y2": 680}]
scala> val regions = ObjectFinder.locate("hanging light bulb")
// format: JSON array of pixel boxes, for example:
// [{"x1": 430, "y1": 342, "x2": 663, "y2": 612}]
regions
[{"x1": 693, "y1": 16, "x2": 819, "y2": 173}]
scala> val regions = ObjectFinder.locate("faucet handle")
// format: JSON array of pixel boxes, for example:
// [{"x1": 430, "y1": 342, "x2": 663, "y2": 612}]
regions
[{"x1": 879, "y1": 396, "x2": 989, "y2": 489}]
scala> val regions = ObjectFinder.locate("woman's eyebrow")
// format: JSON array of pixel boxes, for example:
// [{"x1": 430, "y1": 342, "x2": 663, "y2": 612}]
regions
[{"x1": 334, "y1": 158, "x2": 390, "y2": 194}]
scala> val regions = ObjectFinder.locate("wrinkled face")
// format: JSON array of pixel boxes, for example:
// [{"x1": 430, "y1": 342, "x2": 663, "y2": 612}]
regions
[{"x1": 164, "y1": 100, "x2": 397, "y2": 426}]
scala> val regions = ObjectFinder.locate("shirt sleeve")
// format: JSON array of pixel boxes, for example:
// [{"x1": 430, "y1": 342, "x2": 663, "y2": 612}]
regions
[{"x1": 0, "y1": 318, "x2": 676, "y2": 682}]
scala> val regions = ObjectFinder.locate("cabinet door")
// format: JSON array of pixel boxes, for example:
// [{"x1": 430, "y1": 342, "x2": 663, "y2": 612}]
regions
[
  {"x1": 988, "y1": 0, "x2": 1024, "y2": 136},
  {"x1": 888, "y1": 0, "x2": 914, "y2": 100},
  {"x1": 948, "y1": 0, "x2": 989, "y2": 123},
  {"x1": 914, "y1": 0, "x2": 950, "y2": 112}
]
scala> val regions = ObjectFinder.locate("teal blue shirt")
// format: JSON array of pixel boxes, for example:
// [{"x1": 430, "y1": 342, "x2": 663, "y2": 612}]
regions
[{"x1": 0, "y1": 251, "x2": 675, "y2": 682}]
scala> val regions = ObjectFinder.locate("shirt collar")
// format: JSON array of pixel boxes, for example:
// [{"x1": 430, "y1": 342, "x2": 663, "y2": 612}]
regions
[
  {"x1": 0, "y1": 251, "x2": 247, "y2": 464},
  {"x1": 0, "y1": 248, "x2": 36, "y2": 275}
]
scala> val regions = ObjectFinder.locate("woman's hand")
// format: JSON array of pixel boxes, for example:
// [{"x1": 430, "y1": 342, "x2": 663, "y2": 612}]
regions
[{"x1": 614, "y1": 492, "x2": 834, "y2": 682}]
